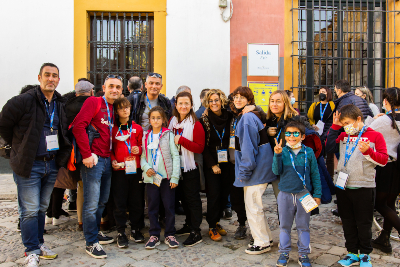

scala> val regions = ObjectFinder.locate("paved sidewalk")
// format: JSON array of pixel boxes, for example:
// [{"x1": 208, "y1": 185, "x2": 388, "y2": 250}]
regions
[{"x1": 0, "y1": 174, "x2": 399, "y2": 266}]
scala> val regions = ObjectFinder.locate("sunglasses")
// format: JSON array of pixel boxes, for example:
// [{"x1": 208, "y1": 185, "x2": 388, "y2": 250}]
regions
[
  {"x1": 105, "y1": 75, "x2": 123, "y2": 81},
  {"x1": 285, "y1": 131, "x2": 301, "y2": 137},
  {"x1": 148, "y1": 72, "x2": 162, "y2": 79}
]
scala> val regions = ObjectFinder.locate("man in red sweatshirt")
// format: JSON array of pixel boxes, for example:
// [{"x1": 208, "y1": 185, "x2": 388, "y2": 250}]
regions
[{"x1": 72, "y1": 75, "x2": 123, "y2": 259}]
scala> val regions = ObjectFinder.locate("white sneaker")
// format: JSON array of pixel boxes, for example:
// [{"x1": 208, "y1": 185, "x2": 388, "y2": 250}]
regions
[
  {"x1": 25, "y1": 254, "x2": 39, "y2": 267},
  {"x1": 52, "y1": 216, "x2": 69, "y2": 226},
  {"x1": 45, "y1": 216, "x2": 53, "y2": 224},
  {"x1": 40, "y1": 244, "x2": 58, "y2": 260}
]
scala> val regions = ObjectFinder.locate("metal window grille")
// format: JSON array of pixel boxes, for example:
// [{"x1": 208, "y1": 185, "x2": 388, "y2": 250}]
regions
[
  {"x1": 292, "y1": 0, "x2": 400, "y2": 113},
  {"x1": 88, "y1": 12, "x2": 154, "y2": 94}
]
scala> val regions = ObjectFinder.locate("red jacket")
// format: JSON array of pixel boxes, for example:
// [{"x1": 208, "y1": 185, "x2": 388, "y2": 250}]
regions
[
  {"x1": 171, "y1": 121, "x2": 205, "y2": 154},
  {"x1": 111, "y1": 120, "x2": 143, "y2": 169}
]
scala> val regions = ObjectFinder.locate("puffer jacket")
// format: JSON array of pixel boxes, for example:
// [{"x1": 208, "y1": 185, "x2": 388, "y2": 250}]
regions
[
  {"x1": 64, "y1": 95, "x2": 91, "y2": 126},
  {"x1": 0, "y1": 86, "x2": 72, "y2": 178},
  {"x1": 141, "y1": 127, "x2": 180, "y2": 184}
]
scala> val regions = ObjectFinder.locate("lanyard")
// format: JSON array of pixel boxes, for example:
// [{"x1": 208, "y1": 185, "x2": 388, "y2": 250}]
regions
[
  {"x1": 150, "y1": 130, "x2": 162, "y2": 167},
  {"x1": 344, "y1": 125, "x2": 366, "y2": 167},
  {"x1": 102, "y1": 96, "x2": 113, "y2": 151},
  {"x1": 44, "y1": 100, "x2": 56, "y2": 131},
  {"x1": 118, "y1": 124, "x2": 132, "y2": 155},
  {"x1": 386, "y1": 108, "x2": 400, "y2": 115},
  {"x1": 277, "y1": 122, "x2": 282, "y2": 139},
  {"x1": 213, "y1": 125, "x2": 225, "y2": 147},
  {"x1": 320, "y1": 102, "x2": 328, "y2": 120},
  {"x1": 146, "y1": 94, "x2": 152, "y2": 109},
  {"x1": 231, "y1": 118, "x2": 238, "y2": 136},
  {"x1": 289, "y1": 145, "x2": 307, "y2": 188}
]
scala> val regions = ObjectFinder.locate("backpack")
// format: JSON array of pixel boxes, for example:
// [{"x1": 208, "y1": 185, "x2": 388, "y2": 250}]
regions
[
  {"x1": 67, "y1": 97, "x2": 102, "y2": 171},
  {"x1": 388, "y1": 115, "x2": 400, "y2": 170},
  {"x1": 0, "y1": 136, "x2": 11, "y2": 159}
]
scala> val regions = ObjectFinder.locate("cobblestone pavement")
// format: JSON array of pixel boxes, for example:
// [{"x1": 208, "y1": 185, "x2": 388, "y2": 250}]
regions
[{"x1": 0, "y1": 178, "x2": 400, "y2": 266}]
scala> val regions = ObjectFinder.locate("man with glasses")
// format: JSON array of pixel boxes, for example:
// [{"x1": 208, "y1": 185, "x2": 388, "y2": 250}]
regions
[
  {"x1": 72, "y1": 74, "x2": 123, "y2": 259},
  {"x1": 130, "y1": 72, "x2": 172, "y2": 131},
  {"x1": 0, "y1": 63, "x2": 72, "y2": 267}
]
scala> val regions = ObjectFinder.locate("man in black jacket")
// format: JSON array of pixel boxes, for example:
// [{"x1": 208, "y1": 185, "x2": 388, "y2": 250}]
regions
[
  {"x1": 129, "y1": 72, "x2": 172, "y2": 131},
  {"x1": 0, "y1": 63, "x2": 71, "y2": 266}
]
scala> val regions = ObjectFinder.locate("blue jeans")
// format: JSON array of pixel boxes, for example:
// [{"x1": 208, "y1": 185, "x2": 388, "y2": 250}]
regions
[
  {"x1": 13, "y1": 159, "x2": 58, "y2": 254},
  {"x1": 81, "y1": 156, "x2": 112, "y2": 246}
]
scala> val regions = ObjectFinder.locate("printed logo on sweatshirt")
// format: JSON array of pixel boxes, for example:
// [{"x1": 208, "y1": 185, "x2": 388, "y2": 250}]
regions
[
  {"x1": 101, "y1": 118, "x2": 114, "y2": 128},
  {"x1": 343, "y1": 136, "x2": 369, "y2": 143}
]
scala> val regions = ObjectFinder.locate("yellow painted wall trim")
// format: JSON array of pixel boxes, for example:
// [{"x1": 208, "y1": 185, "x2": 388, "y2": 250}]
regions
[
  {"x1": 74, "y1": 0, "x2": 167, "y2": 94},
  {"x1": 284, "y1": 0, "x2": 298, "y2": 95}
]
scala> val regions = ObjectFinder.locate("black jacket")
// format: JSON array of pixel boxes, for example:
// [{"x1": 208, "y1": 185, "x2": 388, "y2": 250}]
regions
[
  {"x1": 64, "y1": 95, "x2": 91, "y2": 126},
  {"x1": 0, "y1": 86, "x2": 72, "y2": 178},
  {"x1": 129, "y1": 89, "x2": 172, "y2": 124}
]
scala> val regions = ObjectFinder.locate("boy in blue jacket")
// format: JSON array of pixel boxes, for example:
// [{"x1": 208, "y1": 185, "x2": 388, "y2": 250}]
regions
[{"x1": 272, "y1": 121, "x2": 322, "y2": 267}]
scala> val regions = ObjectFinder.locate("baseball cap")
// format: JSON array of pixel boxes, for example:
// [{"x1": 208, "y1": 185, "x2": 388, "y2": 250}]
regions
[{"x1": 75, "y1": 81, "x2": 94, "y2": 94}]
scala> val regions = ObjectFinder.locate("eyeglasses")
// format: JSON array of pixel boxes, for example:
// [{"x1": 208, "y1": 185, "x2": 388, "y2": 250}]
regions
[
  {"x1": 105, "y1": 75, "x2": 123, "y2": 81},
  {"x1": 208, "y1": 99, "x2": 220, "y2": 104},
  {"x1": 148, "y1": 72, "x2": 162, "y2": 79},
  {"x1": 233, "y1": 96, "x2": 247, "y2": 101},
  {"x1": 118, "y1": 106, "x2": 131, "y2": 111},
  {"x1": 285, "y1": 131, "x2": 301, "y2": 137}
]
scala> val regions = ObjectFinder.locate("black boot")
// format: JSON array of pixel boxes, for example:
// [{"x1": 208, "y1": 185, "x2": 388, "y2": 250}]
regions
[{"x1": 372, "y1": 229, "x2": 392, "y2": 253}]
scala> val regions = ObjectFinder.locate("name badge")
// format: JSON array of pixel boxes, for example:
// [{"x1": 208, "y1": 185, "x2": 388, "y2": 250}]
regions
[
  {"x1": 217, "y1": 149, "x2": 228, "y2": 163},
  {"x1": 180, "y1": 155, "x2": 184, "y2": 169},
  {"x1": 125, "y1": 157, "x2": 137, "y2": 174},
  {"x1": 299, "y1": 193, "x2": 318, "y2": 213},
  {"x1": 229, "y1": 136, "x2": 235, "y2": 149},
  {"x1": 45, "y1": 130, "x2": 59, "y2": 151},
  {"x1": 153, "y1": 172, "x2": 163, "y2": 187},
  {"x1": 336, "y1": 171, "x2": 349, "y2": 190}
]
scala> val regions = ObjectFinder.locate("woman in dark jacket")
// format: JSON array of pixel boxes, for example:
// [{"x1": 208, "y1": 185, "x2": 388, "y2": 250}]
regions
[{"x1": 199, "y1": 89, "x2": 232, "y2": 242}]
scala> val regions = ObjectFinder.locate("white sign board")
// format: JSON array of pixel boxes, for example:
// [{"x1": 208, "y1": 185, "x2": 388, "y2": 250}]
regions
[{"x1": 247, "y1": 44, "x2": 279, "y2": 76}]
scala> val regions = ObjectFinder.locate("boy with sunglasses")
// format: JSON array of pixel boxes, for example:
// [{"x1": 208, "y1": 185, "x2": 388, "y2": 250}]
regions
[{"x1": 272, "y1": 121, "x2": 321, "y2": 267}]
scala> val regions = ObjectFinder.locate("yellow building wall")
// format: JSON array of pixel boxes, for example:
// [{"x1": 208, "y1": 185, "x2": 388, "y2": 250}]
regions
[
  {"x1": 74, "y1": 0, "x2": 167, "y2": 93},
  {"x1": 387, "y1": 0, "x2": 400, "y2": 88},
  {"x1": 284, "y1": 0, "x2": 298, "y2": 102}
]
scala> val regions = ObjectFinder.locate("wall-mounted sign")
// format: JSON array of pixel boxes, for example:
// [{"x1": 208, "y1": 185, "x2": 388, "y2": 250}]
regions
[
  {"x1": 247, "y1": 43, "x2": 279, "y2": 76},
  {"x1": 247, "y1": 82, "x2": 279, "y2": 112}
]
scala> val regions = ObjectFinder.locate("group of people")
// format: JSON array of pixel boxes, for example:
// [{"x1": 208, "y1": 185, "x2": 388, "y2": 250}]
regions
[{"x1": 0, "y1": 63, "x2": 399, "y2": 267}]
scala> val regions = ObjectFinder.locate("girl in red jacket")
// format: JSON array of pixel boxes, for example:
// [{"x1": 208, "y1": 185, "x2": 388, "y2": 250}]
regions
[{"x1": 111, "y1": 97, "x2": 144, "y2": 248}]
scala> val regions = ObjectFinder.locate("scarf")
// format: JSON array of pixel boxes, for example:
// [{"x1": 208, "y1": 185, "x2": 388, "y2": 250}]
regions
[{"x1": 168, "y1": 116, "x2": 196, "y2": 172}]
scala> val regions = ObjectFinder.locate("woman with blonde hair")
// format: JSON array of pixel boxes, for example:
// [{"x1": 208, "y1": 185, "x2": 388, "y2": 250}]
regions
[
  {"x1": 199, "y1": 89, "x2": 232, "y2": 242},
  {"x1": 355, "y1": 86, "x2": 380, "y2": 116}
]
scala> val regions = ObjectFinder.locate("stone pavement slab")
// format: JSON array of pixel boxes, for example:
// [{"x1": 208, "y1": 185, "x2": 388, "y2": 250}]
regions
[{"x1": 0, "y1": 175, "x2": 16, "y2": 200}]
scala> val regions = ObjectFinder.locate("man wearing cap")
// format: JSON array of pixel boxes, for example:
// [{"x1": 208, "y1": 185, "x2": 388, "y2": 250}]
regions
[
  {"x1": 0, "y1": 63, "x2": 71, "y2": 267},
  {"x1": 72, "y1": 75, "x2": 123, "y2": 259},
  {"x1": 130, "y1": 72, "x2": 172, "y2": 131}
]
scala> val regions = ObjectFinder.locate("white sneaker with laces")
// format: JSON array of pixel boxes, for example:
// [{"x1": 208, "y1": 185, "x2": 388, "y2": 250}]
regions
[
  {"x1": 25, "y1": 254, "x2": 40, "y2": 267},
  {"x1": 52, "y1": 216, "x2": 69, "y2": 226},
  {"x1": 45, "y1": 216, "x2": 53, "y2": 224},
  {"x1": 39, "y1": 244, "x2": 58, "y2": 259}
]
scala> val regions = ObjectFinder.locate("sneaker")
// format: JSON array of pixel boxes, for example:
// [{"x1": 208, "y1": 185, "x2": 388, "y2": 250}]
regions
[
  {"x1": 183, "y1": 230, "x2": 203, "y2": 247},
  {"x1": 45, "y1": 216, "x2": 53, "y2": 224},
  {"x1": 117, "y1": 233, "x2": 129, "y2": 248},
  {"x1": 332, "y1": 209, "x2": 340, "y2": 217},
  {"x1": 130, "y1": 229, "x2": 145, "y2": 243},
  {"x1": 216, "y1": 222, "x2": 227, "y2": 236},
  {"x1": 338, "y1": 253, "x2": 360, "y2": 266},
  {"x1": 39, "y1": 244, "x2": 58, "y2": 260},
  {"x1": 25, "y1": 254, "x2": 40, "y2": 267},
  {"x1": 17, "y1": 218, "x2": 21, "y2": 232},
  {"x1": 164, "y1": 236, "x2": 179, "y2": 248},
  {"x1": 98, "y1": 231, "x2": 114, "y2": 245},
  {"x1": 176, "y1": 224, "x2": 191, "y2": 236},
  {"x1": 224, "y1": 207, "x2": 232, "y2": 220},
  {"x1": 359, "y1": 254, "x2": 372, "y2": 267},
  {"x1": 276, "y1": 252, "x2": 289, "y2": 266},
  {"x1": 145, "y1": 236, "x2": 160, "y2": 249},
  {"x1": 248, "y1": 237, "x2": 274, "y2": 247},
  {"x1": 52, "y1": 216, "x2": 69, "y2": 226},
  {"x1": 209, "y1": 228, "x2": 222, "y2": 241},
  {"x1": 86, "y1": 242, "x2": 107, "y2": 259},
  {"x1": 298, "y1": 254, "x2": 312, "y2": 267},
  {"x1": 67, "y1": 202, "x2": 77, "y2": 212},
  {"x1": 234, "y1": 225, "x2": 247, "y2": 240},
  {"x1": 245, "y1": 245, "x2": 271, "y2": 255}
]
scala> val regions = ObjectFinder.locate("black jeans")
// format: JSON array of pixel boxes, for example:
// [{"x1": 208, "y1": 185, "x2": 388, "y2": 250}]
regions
[
  {"x1": 205, "y1": 163, "x2": 230, "y2": 228},
  {"x1": 147, "y1": 179, "x2": 176, "y2": 238},
  {"x1": 180, "y1": 168, "x2": 203, "y2": 231},
  {"x1": 336, "y1": 187, "x2": 375, "y2": 254},
  {"x1": 112, "y1": 169, "x2": 144, "y2": 233},
  {"x1": 229, "y1": 162, "x2": 247, "y2": 226},
  {"x1": 46, "y1": 187, "x2": 65, "y2": 219}
]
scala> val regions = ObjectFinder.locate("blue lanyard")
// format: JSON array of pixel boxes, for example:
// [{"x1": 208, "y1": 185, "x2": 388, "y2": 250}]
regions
[
  {"x1": 102, "y1": 96, "x2": 113, "y2": 151},
  {"x1": 277, "y1": 122, "x2": 282, "y2": 139},
  {"x1": 344, "y1": 125, "x2": 366, "y2": 167},
  {"x1": 213, "y1": 125, "x2": 225, "y2": 147},
  {"x1": 44, "y1": 100, "x2": 56, "y2": 131},
  {"x1": 386, "y1": 108, "x2": 399, "y2": 115},
  {"x1": 150, "y1": 130, "x2": 162, "y2": 167},
  {"x1": 231, "y1": 118, "x2": 238, "y2": 136},
  {"x1": 320, "y1": 102, "x2": 328, "y2": 120},
  {"x1": 118, "y1": 124, "x2": 132, "y2": 154},
  {"x1": 289, "y1": 145, "x2": 307, "y2": 188},
  {"x1": 146, "y1": 94, "x2": 152, "y2": 109}
]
